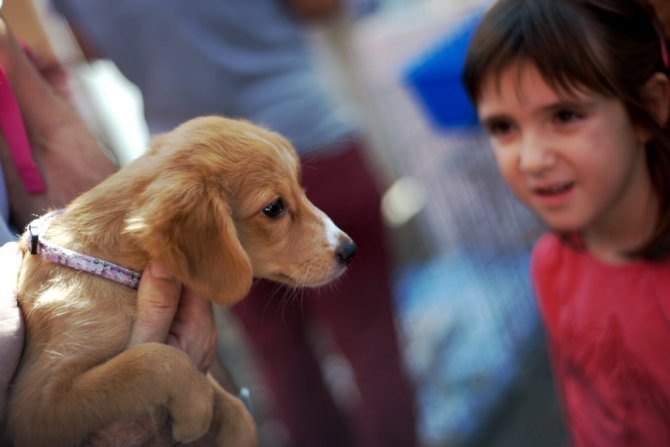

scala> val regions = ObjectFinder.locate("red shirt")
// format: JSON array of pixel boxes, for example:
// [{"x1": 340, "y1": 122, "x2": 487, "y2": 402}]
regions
[{"x1": 531, "y1": 233, "x2": 670, "y2": 446}]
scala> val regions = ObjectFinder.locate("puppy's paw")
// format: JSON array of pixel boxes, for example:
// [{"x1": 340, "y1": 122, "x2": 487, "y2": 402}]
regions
[{"x1": 169, "y1": 373, "x2": 214, "y2": 442}]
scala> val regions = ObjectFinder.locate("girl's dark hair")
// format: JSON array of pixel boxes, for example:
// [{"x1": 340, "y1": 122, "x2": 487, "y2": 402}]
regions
[{"x1": 463, "y1": 0, "x2": 670, "y2": 261}]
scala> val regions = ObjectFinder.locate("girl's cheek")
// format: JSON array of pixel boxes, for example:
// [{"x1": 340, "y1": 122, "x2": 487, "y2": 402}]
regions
[
  {"x1": 494, "y1": 149, "x2": 527, "y2": 195},
  {"x1": 492, "y1": 146, "x2": 518, "y2": 176}
]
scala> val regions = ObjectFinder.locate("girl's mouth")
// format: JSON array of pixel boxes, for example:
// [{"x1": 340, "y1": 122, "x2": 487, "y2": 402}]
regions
[
  {"x1": 532, "y1": 181, "x2": 575, "y2": 208},
  {"x1": 534, "y1": 181, "x2": 574, "y2": 196}
]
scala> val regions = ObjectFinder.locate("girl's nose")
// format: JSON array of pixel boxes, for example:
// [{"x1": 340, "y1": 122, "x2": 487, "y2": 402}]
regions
[{"x1": 519, "y1": 131, "x2": 556, "y2": 173}]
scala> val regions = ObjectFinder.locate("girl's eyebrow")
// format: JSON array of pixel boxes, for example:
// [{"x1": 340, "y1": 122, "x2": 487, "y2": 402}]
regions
[
  {"x1": 480, "y1": 113, "x2": 513, "y2": 128},
  {"x1": 543, "y1": 98, "x2": 598, "y2": 112},
  {"x1": 480, "y1": 97, "x2": 599, "y2": 124}
]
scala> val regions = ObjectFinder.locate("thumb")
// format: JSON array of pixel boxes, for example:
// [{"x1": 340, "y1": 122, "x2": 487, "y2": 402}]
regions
[{"x1": 127, "y1": 261, "x2": 182, "y2": 347}]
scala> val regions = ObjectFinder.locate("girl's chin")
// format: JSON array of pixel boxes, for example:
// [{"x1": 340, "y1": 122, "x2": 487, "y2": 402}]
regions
[
  {"x1": 537, "y1": 215, "x2": 584, "y2": 234},
  {"x1": 524, "y1": 200, "x2": 587, "y2": 233},
  {"x1": 546, "y1": 223, "x2": 582, "y2": 233}
]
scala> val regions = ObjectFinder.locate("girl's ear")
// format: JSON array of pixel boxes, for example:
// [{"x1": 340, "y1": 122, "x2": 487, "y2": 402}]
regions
[{"x1": 641, "y1": 72, "x2": 670, "y2": 127}]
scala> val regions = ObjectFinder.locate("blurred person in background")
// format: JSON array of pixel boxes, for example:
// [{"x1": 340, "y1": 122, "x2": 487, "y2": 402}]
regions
[{"x1": 49, "y1": 0, "x2": 418, "y2": 446}]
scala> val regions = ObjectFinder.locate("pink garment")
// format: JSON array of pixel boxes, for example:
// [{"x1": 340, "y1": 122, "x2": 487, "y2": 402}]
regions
[
  {"x1": 532, "y1": 233, "x2": 670, "y2": 446},
  {"x1": 0, "y1": 65, "x2": 45, "y2": 194}
]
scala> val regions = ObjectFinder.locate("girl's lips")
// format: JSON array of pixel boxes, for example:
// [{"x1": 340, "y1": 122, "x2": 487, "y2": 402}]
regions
[
  {"x1": 532, "y1": 181, "x2": 575, "y2": 206},
  {"x1": 534, "y1": 181, "x2": 575, "y2": 196}
]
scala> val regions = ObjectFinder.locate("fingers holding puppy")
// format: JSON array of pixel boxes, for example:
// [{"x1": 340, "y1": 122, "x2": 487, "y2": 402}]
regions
[
  {"x1": 130, "y1": 261, "x2": 217, "y2": 373},
  {"x1": 0, "y1": 242, "x2": 23, "y2": 359},
  {"x1": 0, "y1": 242, "x2": 24, "y2": 432},
  {"x1": 95, "y1": 261, "x2": 218, "y2": 446},
  {"x1": 166, "y1": 287, "x2": 218, "y2": 373},
  {"x1": 128, "y1": 262, "x2": 181, "y2": 346}
]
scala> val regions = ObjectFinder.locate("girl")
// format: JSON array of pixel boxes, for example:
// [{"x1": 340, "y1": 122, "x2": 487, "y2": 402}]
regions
[{"x1": 463, "y1": 0, "x2": 670, "y2": 445}]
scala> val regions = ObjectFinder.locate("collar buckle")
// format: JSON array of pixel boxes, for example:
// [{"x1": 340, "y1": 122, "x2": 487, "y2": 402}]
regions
[{"x1": 28, "y1": 221, "x2": 39, "y2": 255}]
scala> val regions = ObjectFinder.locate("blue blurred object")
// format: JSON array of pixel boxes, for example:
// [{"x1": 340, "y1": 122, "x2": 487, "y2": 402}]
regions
[
  {"x1": 394, "y1": 250, "x2": 541, "y2": 444},
  {"x1": 404, "y1": 13, "x2": 482, "y2": 129}
]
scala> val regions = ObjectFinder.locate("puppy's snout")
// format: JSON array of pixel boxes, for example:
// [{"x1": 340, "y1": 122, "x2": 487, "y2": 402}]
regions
[{"x1": 336, "y1": 237, "x2": 357, "y2": 265}]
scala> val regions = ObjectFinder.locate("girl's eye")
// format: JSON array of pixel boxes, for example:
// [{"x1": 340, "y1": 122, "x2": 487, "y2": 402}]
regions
[
  {"x1": 263, "y1": 198, "x2": 285, "y2": 218},
  {"x1": 554, "y1": 109, "x2": 582, "y2": 124},
  {"x1": 484, "y1": 119, "x2": 516, "y2": 138}
]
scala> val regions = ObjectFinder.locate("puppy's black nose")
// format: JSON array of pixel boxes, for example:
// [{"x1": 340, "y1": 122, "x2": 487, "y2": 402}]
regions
[{"x1": 336, "y1": 239, "x2": 357, "y2": 265}]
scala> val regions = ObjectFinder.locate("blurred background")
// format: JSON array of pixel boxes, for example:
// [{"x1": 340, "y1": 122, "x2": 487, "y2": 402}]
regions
[{"x1": 5, "y1": 0, "x2": 567, "y2": 445}]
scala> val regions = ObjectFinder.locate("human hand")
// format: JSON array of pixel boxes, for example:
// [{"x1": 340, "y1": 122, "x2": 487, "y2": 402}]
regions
[
  {"x1": 0, "y1": 18, "x2": 116, "y2": 229},
  {"x1": 0, "y1": 251, "x2": 219, "y2": 444},
  {"x1": 0, "y1": 242, "x2": 24, "y2": 436},
  {"x1": 129, "y1": 262, "x2": 218, "y2": 373},
  {"x1": 89, "y1": 262, "x2": 219, "y2": 446}
]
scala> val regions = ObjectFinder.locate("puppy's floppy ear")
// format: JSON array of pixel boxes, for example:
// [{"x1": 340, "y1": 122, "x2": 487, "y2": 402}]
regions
[{"x1": 126, "y1": 167, "x2": 253, "y2": 305}]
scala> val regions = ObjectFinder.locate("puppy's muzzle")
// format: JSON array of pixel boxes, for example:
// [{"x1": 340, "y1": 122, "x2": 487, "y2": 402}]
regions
[{"x1": 336, "y1": 237, "x2": 357, "y2": 265}]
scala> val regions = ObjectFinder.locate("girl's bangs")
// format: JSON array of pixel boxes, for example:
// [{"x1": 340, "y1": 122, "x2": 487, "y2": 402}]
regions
[{"x1": 466, "y1": 0, "x2": 616, "y2": 102}]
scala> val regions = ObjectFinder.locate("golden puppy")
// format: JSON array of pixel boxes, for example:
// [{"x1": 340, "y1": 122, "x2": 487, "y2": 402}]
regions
[{"x1": 6, "y1": 116, "x2": 356, "y2": 447}]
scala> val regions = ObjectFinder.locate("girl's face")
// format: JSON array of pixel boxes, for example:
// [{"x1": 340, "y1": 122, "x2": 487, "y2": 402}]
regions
[{"x1": 476, "y1": 62, "x2": 653, "y2": 243}]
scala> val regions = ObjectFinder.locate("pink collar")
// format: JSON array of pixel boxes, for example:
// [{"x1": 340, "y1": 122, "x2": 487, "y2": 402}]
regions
[
  {"x1": 26, "y1": 210, "x2": 141, "y2": 290},
  {"x1": 0, "y1": 66, "x2": 45, "y2": 194}
]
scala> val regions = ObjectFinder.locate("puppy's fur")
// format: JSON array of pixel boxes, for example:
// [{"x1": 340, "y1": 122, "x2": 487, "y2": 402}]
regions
[{"x1": 7, "y1": 116, "x2": 355, "y2": 446}]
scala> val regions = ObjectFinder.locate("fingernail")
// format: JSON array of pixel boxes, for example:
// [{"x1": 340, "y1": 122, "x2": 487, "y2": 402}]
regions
[{"x1": 150, "y1": 261, "x2": 174, "y2": 279}]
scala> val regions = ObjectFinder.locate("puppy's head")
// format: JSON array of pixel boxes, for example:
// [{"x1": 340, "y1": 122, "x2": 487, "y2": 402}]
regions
[{"x1": 127, "y1": 116, "x2": 355, "y2": 305}]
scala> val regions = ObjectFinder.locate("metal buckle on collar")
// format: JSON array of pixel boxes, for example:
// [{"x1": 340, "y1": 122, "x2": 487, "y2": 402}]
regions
[{"x1": 28, "y1": 221, "x2": 39, "y2": 255}]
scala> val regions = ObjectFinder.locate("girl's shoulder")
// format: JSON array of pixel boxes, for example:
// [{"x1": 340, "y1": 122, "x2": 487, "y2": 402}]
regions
[{"x1": 530, "y1": 232, "x2": 670, "y2": 292}]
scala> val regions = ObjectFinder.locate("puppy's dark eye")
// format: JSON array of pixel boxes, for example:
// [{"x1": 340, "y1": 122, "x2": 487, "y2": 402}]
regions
[{"x1": 263, "y1": 198, "x2": 285, "y2": 218}]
